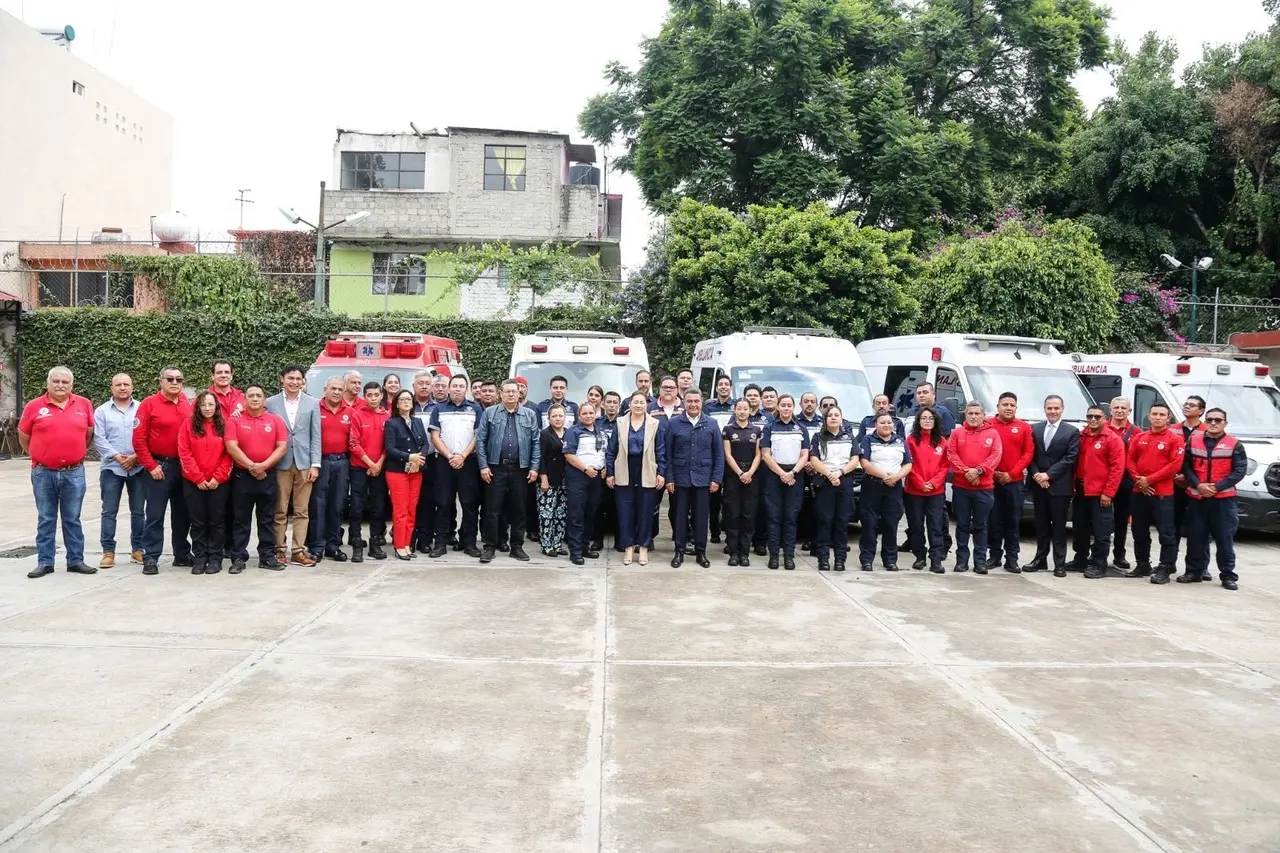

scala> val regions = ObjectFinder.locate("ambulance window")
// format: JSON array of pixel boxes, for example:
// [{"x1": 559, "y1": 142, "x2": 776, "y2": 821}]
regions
[
  {"x1": 698, "y1": 368, "x2": 716, "y2": 398},
  {"x1": 1133, "y1": 384, "x2": 1165, "y2": 429},
  {"x1": 934, "y1": 367, "x2": 965, "y2": 420},
  {"x1": 1079, "y1": 374, "x2": 1121, "y2": 406},
  {"x1": 884, "y1": 366, "x2": 927, "y2": 417}
]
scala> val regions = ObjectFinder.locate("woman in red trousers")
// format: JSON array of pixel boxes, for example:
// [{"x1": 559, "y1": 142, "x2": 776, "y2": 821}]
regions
[
  {"x1": 178, "y1": 391, "x2": 233, "y2": 575},
  {"x1": 383, "y1": 390, "x2": 431, "y2": 560}
]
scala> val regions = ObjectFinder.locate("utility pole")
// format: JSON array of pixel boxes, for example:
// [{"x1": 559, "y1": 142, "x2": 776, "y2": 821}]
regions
[
  {"x1": 234, "y1": 189, "x2": 255, "y2": 229},
  {"x1": 314, "y1": 181, "x2": 326, "y2": 309}
]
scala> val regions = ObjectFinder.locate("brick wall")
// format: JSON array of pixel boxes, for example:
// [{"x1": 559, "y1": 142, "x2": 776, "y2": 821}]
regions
[
  {"x1": 326, "y1": 190, "x2": 451, "y2": 238},
  {"x1": 460, "y1": 269, "x2": 585, "y2": 320}
]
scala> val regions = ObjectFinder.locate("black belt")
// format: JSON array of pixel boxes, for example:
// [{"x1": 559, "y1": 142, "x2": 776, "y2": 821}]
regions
[
  {"x1": 153, "y1": 455, "x2": 177, "y2": 463},
  {"x1": 36, "y1": 462, "x2": 84, "y2": 471},
  {"x1": 497, "y1": 459, "x2": 522, "y2": 467},
  {"x1": 322, "y1": 453, "x2": 347, "y2": 461}
]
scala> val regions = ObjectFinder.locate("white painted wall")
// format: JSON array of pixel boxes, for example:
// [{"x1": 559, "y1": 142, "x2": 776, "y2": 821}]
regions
[
  {"x1": 0, "y1": 9, "x2": 173, "y2": 255},
  {"x1": 460, "y1": 268, "x2": 585, "y2": 320}
]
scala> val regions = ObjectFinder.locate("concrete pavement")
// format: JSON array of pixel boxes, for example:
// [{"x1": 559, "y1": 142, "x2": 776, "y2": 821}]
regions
[{"x1": 2, "y1": 458, "x2": 1279, "y2": 851}]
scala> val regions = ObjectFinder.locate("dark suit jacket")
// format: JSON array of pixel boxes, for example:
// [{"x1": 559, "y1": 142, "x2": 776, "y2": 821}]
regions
[{"x1": 1028, "y1": 421, "x2": 1080, "y2": 497}]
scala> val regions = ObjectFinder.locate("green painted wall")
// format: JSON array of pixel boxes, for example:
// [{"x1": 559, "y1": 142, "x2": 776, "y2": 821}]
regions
[{"x1": 328, "y1": 247, "x2": 460, "y2": 317}]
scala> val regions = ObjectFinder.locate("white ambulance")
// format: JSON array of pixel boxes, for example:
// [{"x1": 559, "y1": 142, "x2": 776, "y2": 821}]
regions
[
  {"x1": 857, "y1": 334, "x2": 1093, "y2": 425},
  {"x1": 689, "y1": 327, "x2": 876, "y2": 423},
  {"x1": 1071, "y1": 350, "x2": 1280, "y2": 533},
  {"x1": 509, "y1": 330, "x2": 649, "y2": 402}
]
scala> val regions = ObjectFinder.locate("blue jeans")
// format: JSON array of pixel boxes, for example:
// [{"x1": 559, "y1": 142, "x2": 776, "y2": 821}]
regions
[
  {"x1": 100, "y1": 470, "x2": 145, "y2": 552},
  {"x1": 32, "y1": 464, "x2": 87, "y2": 567},
  {"x1": 308, "y1": 455, "x2": 350, "y2": 556},
  {"x1": 952, "y1": 488, "x2": 995, "y2": 567}
]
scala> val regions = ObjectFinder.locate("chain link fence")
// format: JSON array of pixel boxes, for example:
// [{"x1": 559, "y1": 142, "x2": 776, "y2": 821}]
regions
[{"x1": 1172, "y1": 293, "x2": 1280, "y2": 345}]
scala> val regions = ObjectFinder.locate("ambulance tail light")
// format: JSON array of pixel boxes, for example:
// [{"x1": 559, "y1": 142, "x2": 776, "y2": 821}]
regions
[
  {"x1": 613, "y1": 346, "x2": 630, "y2": 355},
  {"x1": 400, "y1": 342, "x2": 423, "y2": 359},
  {"x1": 930, "y1": 347, "x2": 942, "y2": 362},
  {"x1": 1257, "y1": 365, "x2": 1270, "y2": 377},
  {"x1": 531, "y1": 344, "x2": 548, "y2": 353},
  {"x1": 382, "y1": 343, "x2": 400, "y2": 358},
  {"x1": 325, "y1": 341, "x2": 354, "y2": 357},
  {"x1": 1130, "y1": 367, "x2": 1140, "y2": 377},
  {"x1": 572, "y1": 345, "x2": 589, "y2": 354},
  {"x1": 1176, "y1": 363, "x2": 1191, "y2": 375}
]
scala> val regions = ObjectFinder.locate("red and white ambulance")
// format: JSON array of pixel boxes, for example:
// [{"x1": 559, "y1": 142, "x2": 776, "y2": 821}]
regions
[{"x1": 306, "y1": 331, "x2": 467, "y2": 394}]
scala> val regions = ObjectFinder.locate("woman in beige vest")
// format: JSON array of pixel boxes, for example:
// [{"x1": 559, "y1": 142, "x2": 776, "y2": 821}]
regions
[{"x1": 605, "y1": 392, "x2": 669, "y2": 565}]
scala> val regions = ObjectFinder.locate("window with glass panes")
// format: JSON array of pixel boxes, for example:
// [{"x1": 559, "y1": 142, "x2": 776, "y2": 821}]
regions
[
  {"x1": 483, "y1": 145, "x2": 526, "y2": 191},
  {"x1": 372, "y1": 253, "x2": 426, "y2": 295},
  {"x1": 340, "y1": 152, "x2": 426, "y2": 189}
]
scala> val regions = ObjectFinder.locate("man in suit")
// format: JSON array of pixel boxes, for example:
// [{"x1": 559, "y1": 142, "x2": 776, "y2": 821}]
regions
[
  {"x1": 265, "y1": 364, "x2": 322, "y2": 566},
  {"x1": 1026, "y1": 394, "x2": 1080, "y2": 577}
]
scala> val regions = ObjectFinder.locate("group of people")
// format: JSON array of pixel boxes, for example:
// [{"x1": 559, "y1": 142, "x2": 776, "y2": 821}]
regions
[{"x1": 18, "y1": 362, "x2": 1245, "y2": 590}]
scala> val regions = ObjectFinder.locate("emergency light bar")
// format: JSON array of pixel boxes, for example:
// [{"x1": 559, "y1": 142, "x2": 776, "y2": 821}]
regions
[
  {"x1": 1258, "y1": 365, "x2": 1271, "y2": 377},
  {"x1": 744, "y1": 326, "x2": 837, "y2": 337},
  {"x1": 532, "y1": 330, "x2": 621, "y2": 339},
  {"x1": 962, "y1": 334, "x2": 1064, "y2": 355}
]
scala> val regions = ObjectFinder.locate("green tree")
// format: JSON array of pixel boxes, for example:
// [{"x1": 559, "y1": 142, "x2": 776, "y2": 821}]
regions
[
  {"x1": 106, "y1": 253, "x2": 294, "y2": 321},
  {"x1": 636, "y1": 199, "x2": 921, "y2": 371},
  {"x1": 1061, "y1": 35, "x2": 1216, "y2": 272},
  {"x1": 580, "y1": 0, "x2": 1109, "y2": 233},
  {"x1": 919, "y1": 216, "x2": 1117, "y2": 351}
]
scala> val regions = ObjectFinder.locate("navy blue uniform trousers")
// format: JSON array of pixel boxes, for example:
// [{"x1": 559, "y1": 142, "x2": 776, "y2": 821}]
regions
[
  {"x1": 763, "y1": 468, "x2": 803, "y2": 557},
  {"x1": 813, "y1": 477, "x2": 854, "y2": 563},
  {"x1": 565, "y1": 467, "x2": 604, "y2": 558}
]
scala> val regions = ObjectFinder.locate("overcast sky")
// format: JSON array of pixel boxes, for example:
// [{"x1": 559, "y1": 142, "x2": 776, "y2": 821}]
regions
[{"x1": 3, "y1": 0, "x2": 1275, "y2": 271}]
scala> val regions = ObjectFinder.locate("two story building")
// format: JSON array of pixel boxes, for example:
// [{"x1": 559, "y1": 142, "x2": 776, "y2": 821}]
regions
[{"x1": 322, "y1": 126, "x2": 622, "y2": 319}]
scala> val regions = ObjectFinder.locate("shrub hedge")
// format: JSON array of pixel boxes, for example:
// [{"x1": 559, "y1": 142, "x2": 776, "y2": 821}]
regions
[{"x1": 15, "y1": 307, "x2": 626, "y2": 403}]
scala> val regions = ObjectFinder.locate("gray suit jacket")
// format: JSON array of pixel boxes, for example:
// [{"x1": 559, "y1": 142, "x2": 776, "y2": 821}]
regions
[{"x1": 264, "y1": 392, "x2": 322, "y2": 470}]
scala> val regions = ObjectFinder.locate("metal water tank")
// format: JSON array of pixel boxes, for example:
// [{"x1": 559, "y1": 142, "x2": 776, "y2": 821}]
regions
[{"x1": 569, "y1": 164, "x2": 601, "y2": 187}]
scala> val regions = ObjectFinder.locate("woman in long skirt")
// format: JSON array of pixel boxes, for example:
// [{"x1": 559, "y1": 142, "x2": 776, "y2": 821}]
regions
[{"x1": 537, "y1": 405, "x2": 569, "y2": 558}]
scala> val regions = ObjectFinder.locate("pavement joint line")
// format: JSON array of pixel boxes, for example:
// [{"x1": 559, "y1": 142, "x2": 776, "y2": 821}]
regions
[
  {"x1": 1027, "y1": 579, "x2": 1280, "y2": 686},
  {"x1": 814, "y1": 571, "x2": 1171, "y2": 853},
  {"x1": 581, "y1": 566, "x2": 608, "y2": 853},
  {"x1": 0, "y1": 561, "x2": 391, "y2": 849}
]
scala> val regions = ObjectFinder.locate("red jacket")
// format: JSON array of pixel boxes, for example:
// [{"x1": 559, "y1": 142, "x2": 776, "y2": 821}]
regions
[
  {"x1": 985, "y1": 416, "x2": 1035, "y2": 482},
  {"x1": 178, "y1": 420, "x2": 233, "y2": 485},
  {"x1": 1126, "y1": 428, "x2": 1184, "y2": 496},
  {"x1": 1075, "y1": 428, "x2": 1125, "y2": 497},
  {"x1": 947, "y1": 422, "x2": 1002, "y2": 490},
  {"x1": 905, "y1": 435, "x2": 949, "y2": 496},
  {"x1": 349, "y1": 403, "x2": 389, "y2": 469}
]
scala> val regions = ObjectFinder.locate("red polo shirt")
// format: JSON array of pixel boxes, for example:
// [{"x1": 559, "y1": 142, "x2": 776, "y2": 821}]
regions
[
  {"x1": 226, "y1": 410, "x2": 288, "y2": 466},
  {"x1": 208, "y1": 384, "x2": 247, "y2": 420},
  {"x1": 985, "y1": 416, "x2": 1035, "y2": 481},
  {"x1": 19, "y1": 393, "x2": 94, "y2": 468},
  {"x1": 133, "y1": 392, "x2": 194, "y2": 470},
  {"x1": 318, "y1": 400, "x2": 354, "y2": 456}
]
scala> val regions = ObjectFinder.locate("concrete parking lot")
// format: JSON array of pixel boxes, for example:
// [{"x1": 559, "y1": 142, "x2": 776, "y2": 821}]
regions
[{"x1": 1, "y1": 458, "x2": 1279, "y2": 852}]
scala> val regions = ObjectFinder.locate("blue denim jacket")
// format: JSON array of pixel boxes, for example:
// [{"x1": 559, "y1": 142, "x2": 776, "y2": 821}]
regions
[{"x1": 476, "y1": 404, "x2": 542, "y2": 471}]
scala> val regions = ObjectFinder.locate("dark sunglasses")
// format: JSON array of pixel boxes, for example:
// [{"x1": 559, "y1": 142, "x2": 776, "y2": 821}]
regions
[
  {"x1": 1086, "y1": 413, "x2": 1104, "y2": 419},
  {"x1": 163, "y1": 376, "x2": 184, "y2": 383},
  {"x1": 1205, "y1": 417, "x2": 1225, "y2": 423}
]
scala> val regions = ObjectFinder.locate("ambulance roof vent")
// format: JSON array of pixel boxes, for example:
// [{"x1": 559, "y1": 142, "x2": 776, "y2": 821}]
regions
[{"x1": 744, "y1": 326, "x2": 836, "y2": 337}]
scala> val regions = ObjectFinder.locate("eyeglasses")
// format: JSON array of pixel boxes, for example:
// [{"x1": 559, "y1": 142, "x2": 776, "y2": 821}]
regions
[
  {"x1": 163, "y1": 376, "x2": 184, "y2": 383},
  {"x1": 1205, "y1": 417, "x2": 1225, "y2": 423},
  {"x1": 1086, "y1": 414, "x2": 1104, "y2": 420}
]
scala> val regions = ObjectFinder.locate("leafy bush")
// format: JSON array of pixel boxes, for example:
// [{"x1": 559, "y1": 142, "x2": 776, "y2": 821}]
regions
[{"x1": 17, "y1": 306, "x2": 612, "y2": 403}]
